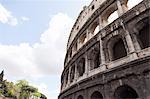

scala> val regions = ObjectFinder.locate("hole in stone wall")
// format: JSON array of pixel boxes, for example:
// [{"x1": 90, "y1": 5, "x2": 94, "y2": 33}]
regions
[
  {"x1": 70, "y1": 65, "x2": 75, "y2": 83},
  {"x1": 80, "y1": 34, "x2": 87, "y2": 44},
  {"x1": 107, "y1": 10, "x2": 118, "y2": 24},
  {"x1": 112, "y1": 38, "x2": 127, "y2": 61},
  {"x1": 65, "y1": 70, "x2": 69, "y2": 86},
  {"x1": 77, "y1": 58, "x2": 85, "y2": 77},
  {"x1": 114, "y1": 85, "x2": 139, "y2": 99},
  {"x1": 91, "y1": 91, "x2": 103, "y2": 99},
  {"x1": 138, "y1": 23, "x2": 150, "y2": 49},
  {"x1": 72, "y1": 42, "x2": 78, "y2": 54},
  {"x1": 92, "y1": 5, "x2": 95, "y2": 10},
  {"x1": 89, "y1": 22, "x2": 99, "y2": 36},
  {"x1": 89, "y1": 46, "x2": 100, "y2": 70},
  {"x1": 69, "y1": 50, "x2": 72, "y2": 58},
  {"x1": 77, "y1": 95, "x2": 84, "y2": 99},
  {"x1": 93, "y1": 25, "x2": 100, "y2": 34}
]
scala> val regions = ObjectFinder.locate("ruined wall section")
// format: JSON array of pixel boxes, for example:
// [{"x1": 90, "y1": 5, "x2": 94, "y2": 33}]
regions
[{"x1": 67, "y1": 0, "x2": 106, "y2": 49}]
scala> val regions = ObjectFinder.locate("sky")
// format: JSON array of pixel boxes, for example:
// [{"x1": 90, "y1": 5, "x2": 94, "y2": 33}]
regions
[{"x1": 0, "y1": 0, "x2": 142, "y2": 99}]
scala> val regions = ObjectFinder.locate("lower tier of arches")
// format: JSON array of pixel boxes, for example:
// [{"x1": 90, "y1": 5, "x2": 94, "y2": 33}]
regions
[{"x1": 58, "y1": 56, "x2": 150, "y2": 99}]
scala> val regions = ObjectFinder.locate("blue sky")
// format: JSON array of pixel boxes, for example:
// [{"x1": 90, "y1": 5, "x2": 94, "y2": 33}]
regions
[
  {"x1": 0, "y1": 0, "x2": 91, "y2": 45},
  {"x1": 0, "y1": 0, "x2": 91, "y2": 98},
  {"x1": 0, "y1": 0, "x2": 142, "y2": 99}
]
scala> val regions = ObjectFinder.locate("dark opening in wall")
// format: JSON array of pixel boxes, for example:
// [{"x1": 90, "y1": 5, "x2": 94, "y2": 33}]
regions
[
  {"x1": 65, "y1": 70, "x2": 69, "y2": 86},
  {"x1": 77, "y1": 95, "x2": 84, "y2": 99},
  {"x1": 89, "y1": 46, "x2": 100, "y2": 70},
  {"x1": 69, "y1": 50, "x2": 72, "y2": 58},
  {"x1": 77, "y1": 58, "x2": 85, "y2": 77},
  {"x1": 91, "y1": 91, "x2": 103, "y2": 99},
  {"x1": 74, "y1": 43, "x2": 78, "y2": 51},
  {"x1": 112, "y1": 38, "x2": 127, "y2": 60},
  {"x1": 77, "y1": 26, "x2": 79, "y2": 30},
  {"x1": 70, "y1": 65, "x2": 75, "y2": 83},
  {"x1": 91, "y1": 5, "x2": 95, "y2": 10},
  {"x1": 139, "y1": 23, "x2": 150, "y2": 49},
  {"x1": 94, "y1": 52, "x2": 100, "y2": 69},
  {"x1": 114, "y1": 85, "x2": 139, "y2": 99},
  {"x1": 89, "y1": 22, "x2": 99, "y2": 35},
  {"x1": 80, "y1": 34, "x2": 87, "y2": 44}
]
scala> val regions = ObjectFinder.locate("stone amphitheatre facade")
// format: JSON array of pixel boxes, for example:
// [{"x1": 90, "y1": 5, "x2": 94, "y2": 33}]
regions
[{"x1": 58, "y1": 0, "x2": 150, "y2": 99}]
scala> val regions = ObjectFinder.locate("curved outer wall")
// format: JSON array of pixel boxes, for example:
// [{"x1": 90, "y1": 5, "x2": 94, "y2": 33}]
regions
[{"x1": 59, "y1": 0, "x2": 150, "y2": 99}]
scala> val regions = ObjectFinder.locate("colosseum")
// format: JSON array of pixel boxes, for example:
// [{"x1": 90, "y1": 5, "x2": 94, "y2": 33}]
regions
[{"x1": 58, "y1": 0, "x2": 150, "y2": 99}]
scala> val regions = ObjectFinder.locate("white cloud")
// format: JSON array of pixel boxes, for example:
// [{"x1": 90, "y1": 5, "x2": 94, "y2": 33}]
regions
[
  {"x1": 21, "y1": 16, "x2": 30, "y2": 21},
  {"x1": 0, "y1": 13, "x2": 73, "y2": 80},
  {"x1": 0, "y1": 3, "x2": 18, "y2": 26},
  {"x1": 0, "y1": 13, "x2": 73, "y2": 98}
]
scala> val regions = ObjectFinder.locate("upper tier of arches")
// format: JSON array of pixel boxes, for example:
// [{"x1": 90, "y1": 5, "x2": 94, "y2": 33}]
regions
[
  {"x1": 67, "y1": 0, "x2": 142, "y2": 50},
  {"x1": 65, "y1": 0, "x2": 143, "y2": 66}
]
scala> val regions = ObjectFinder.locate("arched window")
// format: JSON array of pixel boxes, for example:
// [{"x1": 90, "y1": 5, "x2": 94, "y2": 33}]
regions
[
  {"x1": 65, "y1": 70, "x2": 69, "y2": 86},
  {"x1": 114, "y1": 85, "x2": 139, "y2": 99},
  {"x1": 89, "y1": 22, "x2": 100, "y2": 35},
  {"x1": 80, "y1": 34, "x2": 87, "y2": 45},
  {"x1": 77, "y1": 95, "x2": 84, "y2": 99},
  {"x1": 91, "y1": 91, "x2": 103, "y2": 99},
  {"x1": 94, "y1": 25, "x2": 100, "y2": 34},
  {"x1": 77, "y1": 58, "x2": 85, "y2": 77},
  {"x1": 138, "y1": 21, "x2": 150, "y2": 49},
  {"x1": 88, "y1": 44, "x2": 100, "y2": 70},
  {"x1": 101, "y1": 3, "x2": 119, "y2": 27},
  {"x1": 112, "y1": 38, "x2": 127, "y2": 61},
  {"x1": 107, "y1": 10, "x2": 118, "y2": 24},
  {"x1": 70, "y1": 65, "x2": 75, "y2": 83}
]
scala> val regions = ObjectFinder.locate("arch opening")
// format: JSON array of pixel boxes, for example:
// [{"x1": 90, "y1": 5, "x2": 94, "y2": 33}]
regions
[
  {"x1": 72, "y1": 42, "x2": 78, "y2": 54},
  {"x1": 64, "y1": 70, "x2": 69, "y2": 87},
  {"x1": 89, "y1": 22, "x2": 100, "y2": 35},
  {"x1": 107, "y1": 10, "x2": 118, "y2": 24},
  {"x1": 77, "y1": 58, "x2": 85, "y2": 77},
  {"x1": 79, "y1": 34, "x2": 87, "y2": 45},
  {"x1": 138, "y1": 22, "x2": 150, "y2": 49},
  {"x1": 70, "y1": 65, "x2": 75, "y2": 83},
  {"x1": 89, "y1": 46, "x2": 100, "y2": 70},
  {"x1": 114, "y1": 85, "x2": 139, "y2": 99},
  {"x1": 101, "y1": 3, "x2": 118, "y2": 27},
  {"x1": 91, "y1": 91, "x2": 103, "y2": 99},
  {"x1": 112, "y1": 38, "x2": 127, "y2": 61},
  {"x1": 77, "y1": 95, "x2": 84, "y2": 99}
]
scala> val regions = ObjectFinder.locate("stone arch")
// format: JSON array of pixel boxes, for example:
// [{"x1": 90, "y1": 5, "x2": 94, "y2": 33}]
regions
[
  {"x1": 77, "y1": 57, "x2": 85, "y2": 77},
  {"x1": 69, "y1": 49, "x2": 72, "y2": 58},
  {"x1": 88, "y1": 43, "x2": 100, "y2": 70},
  {"x1": 101, "y1": 2, "x2": 118, "y2": 26},
  {"x1": 70, "y1": 64, "x2": 75, "y2": 83},
  {"x1": 72, "y1": 42, "x2": 78, "y2": 55},
  {"x1": 77, "y1": 95, "x2": 84, "y2": 99},
  {"x1": 105, "y1": 35, "x2": 127, "y2": 61},
  {"x1": 114, "y1": 85, "x2": 139, "y2": 99},
  {"x1": 135, "y1": 17, "x2": 150, "y2": 49},
  {"x1": 112, "y1": 38, "x2": 127, "y2": 60},
  {"x1": 65, "y1": 69, "x2": 69, "y2": 86},
  {"x1": 79, "y1": 33, "x2": 87, "y2": 45},
  {"x1": 91, "y1": 91, "x2": 103, "y2": 99},
  {"x1": 89, "y1": 19, "x2": 100, "y2": 35}
]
